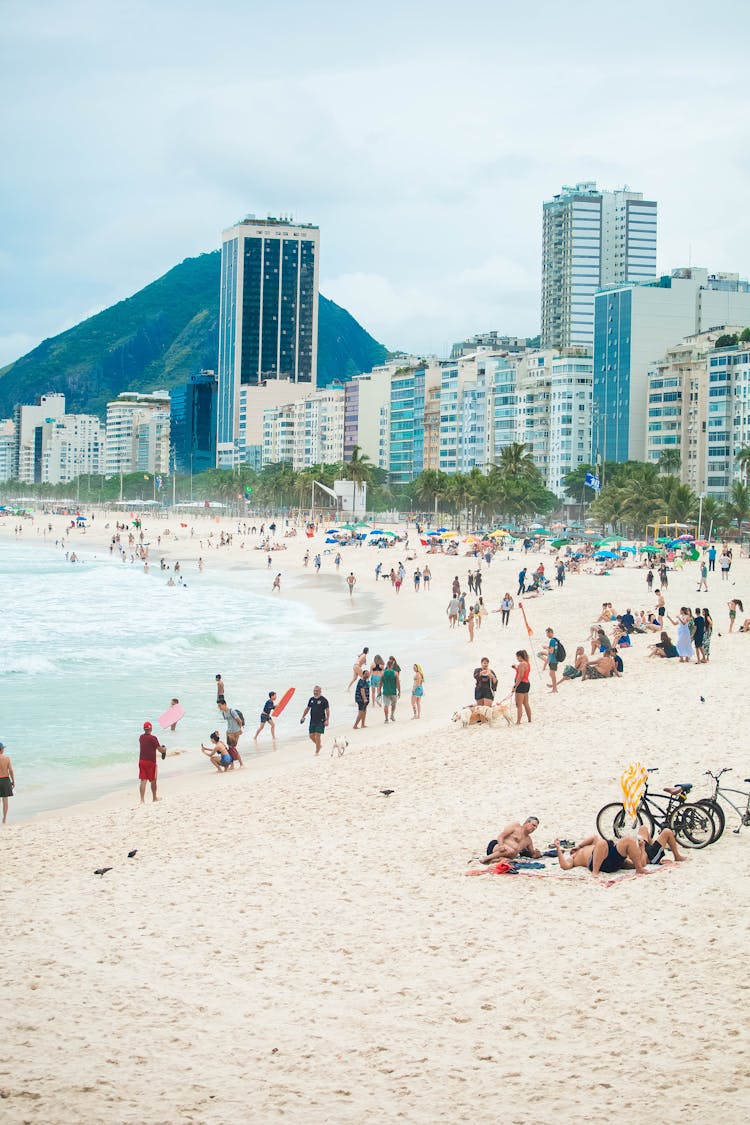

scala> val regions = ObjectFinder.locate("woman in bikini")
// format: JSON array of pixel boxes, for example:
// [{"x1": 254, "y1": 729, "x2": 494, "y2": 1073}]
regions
[{"x1": 512, "y1": 650, "x2": 531, "y2": 724}]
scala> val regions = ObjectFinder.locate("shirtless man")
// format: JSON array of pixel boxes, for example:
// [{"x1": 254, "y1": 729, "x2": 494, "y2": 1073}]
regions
[
  {"x1": 0, "y1": 742, "x2": 15, "y2": 824},
  {"x1": 478, "y1": 816, "x2": 541, "y2": 863},
  {"x1": 555, "y1": 834, "x2": 647, "y2": 875}
]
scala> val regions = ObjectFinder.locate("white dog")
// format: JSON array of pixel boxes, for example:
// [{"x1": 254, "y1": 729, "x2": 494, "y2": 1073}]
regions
[{"x1": 331, "y1": 736, "x2": 348, "y2": 758}]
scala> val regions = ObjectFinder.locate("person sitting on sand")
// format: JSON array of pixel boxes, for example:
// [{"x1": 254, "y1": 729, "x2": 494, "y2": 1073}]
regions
[
  {"x1": 589, "y1": 626, "x2": 612, "y2": 656},
  {"x1": 200, "y1": 731, "x2": 233, "y2": 772},
  {"x1": 555, "y1": 834, "x2": 648, "y2": 875},
  {"x1": 476, "y1": 816, "x2": 542, "y2": 863},
  {"x1": 584, "y1": 650, "x2": 616, "y2": 679},
  {"x1": 648, "y1": 631, "x2": 678, "y2": 658},
  {"x1": 561, "y1": 647, "x2": 588, "y2": 682}
]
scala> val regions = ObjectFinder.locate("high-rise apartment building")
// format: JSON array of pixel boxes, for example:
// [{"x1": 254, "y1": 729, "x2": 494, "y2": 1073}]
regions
[
  {"x1": 593, "y1": 268, "x2": 750, "y2": 463},
  {"x1": 515, "y1": 350, "x2": 593, "y2": 496},
  {"x1": 11, "y1": 394, "x2": 105, "y2": 485},
  {"x1": 105, "y1": 391, "x2": 171, "y2": 476},
  {"x1": 217, "y1": 216, "x2": 320, "y2": 466},
  {"x1": 541, "y1": 182, "x2": 657, "y2": 350}
]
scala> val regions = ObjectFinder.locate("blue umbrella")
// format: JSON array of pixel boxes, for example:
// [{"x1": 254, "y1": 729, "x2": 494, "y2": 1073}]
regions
[
  {"x1": 436, "y1": 527, "x2": 448, "y2": 533},
  {"x1": 369, "y1": 529, "x2": 385, "y2": 535},
  {"x1": 593, "y1": 550, "x2": 618, "y2": 559}
]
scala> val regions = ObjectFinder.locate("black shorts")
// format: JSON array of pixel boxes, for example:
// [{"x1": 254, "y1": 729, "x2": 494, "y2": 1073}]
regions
[
  {"x1": 515, "y1": 683, "x2": 530, "y2": 694},
  {"x1": 0, "y1": 777, "x2": 13, "y2": 798}
]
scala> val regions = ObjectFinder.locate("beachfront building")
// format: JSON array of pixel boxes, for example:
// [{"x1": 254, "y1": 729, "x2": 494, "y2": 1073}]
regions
[
  {"x1": 0, "y1": 420, "x2": 14, "y2": 482},
  {"x1": 350, "y1": 359, "x2": 413, "y2": 473},
  {"x1": 343, "y1": 380, "x2": 359, "y2": 462},
  {"x1": 541, "y1": 182, "x2": 657, "y2": 351},
  {"x1": 170, "y1": 371, "x2": 217, "y2": 475},
  {"x1": 216, "y1": 216, "x2": 320, "y2": 467},
  {"x1": 450, "y1": 332, "x2": 527, "y2": 359},
  {"x1": 593, "y1": 268, "x2": 750, "y2": 464},
  {"x1": 646, "y1": 329, "x2": 750, "y2": 498},
  {"x1": 439, "y1": 355, "x2": 491, "y2": 475},
  {"x1": 422, "y1": 384, "x2": 441, "y2": 471},
  {"x1": 12, "y1": 393, "x2": 105, "y2": 484},
  {"x1": 514, "y1": 349, "x2": 593, "y2": 496},
  {"x1": 261, "y1": 387, "x2": 345, "y2": 469},
  {"x1": 105, "y1": 391, "x2": 170, "y2": 477}
]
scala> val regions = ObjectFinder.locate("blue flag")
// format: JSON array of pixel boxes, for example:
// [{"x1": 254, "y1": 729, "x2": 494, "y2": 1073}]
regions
[{"x1": 585, "y1": 472, "x2": 601, "y2": 491}]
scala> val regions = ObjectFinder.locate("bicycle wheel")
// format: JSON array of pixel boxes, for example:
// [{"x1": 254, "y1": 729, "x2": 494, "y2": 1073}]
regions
[
  {"x1": 695, "y1": 799, "x2": 725, "y2": 841},
  {"x1": 596, "y1": 802, "x2": 654, "y2": 840},
  {"x1": 670, "y1": 802, "x2": 716, "y2": 849}
]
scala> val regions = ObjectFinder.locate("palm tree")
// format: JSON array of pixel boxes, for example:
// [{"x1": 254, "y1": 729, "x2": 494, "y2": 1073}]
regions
[
  {"x1": 494, "y1": 441, "x2": 537, "y2": 480},
  {"x1": 657, "y1": 449, "x2": 682, "y2": 476},
  {"x1": 724, "y1": 480, "x2": 750, "y2": 532},
  {"x1": 412, "y1": 469, "x2": 450, "y2": 519},
  {"x1": 735, "y1": 445, "x2": 750, "y2": 483},
  {"x1": 342, "y1": 445, "x2": 373, "y2": 487}
]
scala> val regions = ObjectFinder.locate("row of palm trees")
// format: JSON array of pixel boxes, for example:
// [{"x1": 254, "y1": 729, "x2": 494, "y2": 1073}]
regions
[{"x1": 4, "y1": 442, "x2": 750, "y2": 535}]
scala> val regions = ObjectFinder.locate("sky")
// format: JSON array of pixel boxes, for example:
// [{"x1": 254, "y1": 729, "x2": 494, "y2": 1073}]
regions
[{"x1": 2, "y1": 0, "x2": 750, "y2": 367}]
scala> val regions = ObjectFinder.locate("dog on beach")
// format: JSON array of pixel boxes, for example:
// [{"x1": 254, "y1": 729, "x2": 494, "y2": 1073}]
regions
[
  {"x1": 331, "y1": 737, "x2": 348, "y2": 758},
  {"x1": 451, "y1": 702, "x2": 513, "y2": 728}
]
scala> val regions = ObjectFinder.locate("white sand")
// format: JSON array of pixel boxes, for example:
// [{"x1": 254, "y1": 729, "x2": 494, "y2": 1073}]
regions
[{"x1": 2, "y1": 511, "x2": 749, "y2": 1123}]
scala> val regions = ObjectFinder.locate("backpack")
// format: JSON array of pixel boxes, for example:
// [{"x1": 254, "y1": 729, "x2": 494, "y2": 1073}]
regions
[
  {"x1": 232, "y1": 708, "x2": 245, "y2": 727},
  {"x1": 555, "y1": 640, "x2": 566, "y2": 662}
]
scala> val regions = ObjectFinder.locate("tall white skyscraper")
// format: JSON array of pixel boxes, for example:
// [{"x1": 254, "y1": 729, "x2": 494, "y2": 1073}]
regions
[
  {"x1": 216, "y1": 216, "x2": 320, "y2": 466},
  {"x1": 541, "y1": 182, "x2": 657, "y2": 350}
]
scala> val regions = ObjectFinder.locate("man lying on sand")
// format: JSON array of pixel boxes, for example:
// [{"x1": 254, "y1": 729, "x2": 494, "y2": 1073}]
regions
[{"x1": 555, "y1": 826, "x2": 686, "y2": 876}]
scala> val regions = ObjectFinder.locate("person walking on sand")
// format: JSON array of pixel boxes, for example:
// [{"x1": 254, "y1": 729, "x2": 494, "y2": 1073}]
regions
[
  {"x1": 353, "y1": 672, "x2": 370, "y2": 729},
  {"x1": 138, "y1": 721, "x2": 166, "y2": 804},
  {"x1": 422, "y1": 564, "x2": 431, "y2": 591},
  {"x1": 411, "y1": 663, "x2": 424, "y2": 718},
  {"x1": 346, "y1": 572, "x2": 356, "y2": 597},
  {"x1": 215, "y1": 674, "x2": 226, "y2": 706},
  {"x1": 300, "y1": 685, "x2": 330, "y2": 754},
  {"x1": 517, "y1": 567, "x2": 527, "y2": 596},
  {"x1": 473, "y1": 656, "x2": 498, "y2": 707},
  {"x1": 543, "y1": 627, "x2": 561, "y2": 693},
  {"x1": 253, "y1": 691, "x2": 277, "y2": 744},
  {"x1": 272, "y1": 573, "x2": 281, "y2": 593},
  {"x1": 512, "y1": 651, "x2": 532, "y2": 724},
  {"x1": 466, "y1": 605, "x2": 476, "y2": 642},
  {"x1": 348, "y1": 647, "x2": 369, "y2": 690},
  {"x1": 381, "y1": 656, "x2": 400, "y2": 722},
  {"x1": 0, "y1": 741, "x2": 15, "y2": 824},
  {"x1": 495, "y1": 593, "x2": 514, "y2": 627},
  {"x1": 697, "y1": 561, "x2": 708, "y2": 592}
]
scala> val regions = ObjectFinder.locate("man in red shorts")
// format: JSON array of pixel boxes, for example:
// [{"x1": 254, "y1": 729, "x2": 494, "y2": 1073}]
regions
[{"x1": 139, "y1": 721, "x2": 165, "y2": 804}]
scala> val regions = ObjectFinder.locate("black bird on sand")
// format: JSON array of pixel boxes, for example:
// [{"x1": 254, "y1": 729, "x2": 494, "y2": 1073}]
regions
[
  {"x1": 127, "y1": 849, "x2": 138, "y2": 858},
  {"x1": 380, "y1": 789, "x2": 395, "y2": 797},
  {"x1": 94, "y1": 867, "x2": 112, "y2": 877}
]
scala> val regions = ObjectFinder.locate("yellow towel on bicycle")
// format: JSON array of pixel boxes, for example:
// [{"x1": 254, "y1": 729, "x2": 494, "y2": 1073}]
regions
[{"x1": 621, "y1": 762, "x2": 648, "y2": 819}]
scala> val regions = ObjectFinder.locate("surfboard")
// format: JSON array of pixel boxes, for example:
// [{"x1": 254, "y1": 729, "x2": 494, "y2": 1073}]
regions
[
  {"x1": 272, "y1": 687, "x2": 295, "y2": 717},
  {"x1": 157, "y1": 703, "x2": 185, "y2": 730}
]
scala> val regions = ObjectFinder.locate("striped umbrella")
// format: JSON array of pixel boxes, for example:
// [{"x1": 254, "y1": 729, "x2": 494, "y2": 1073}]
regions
[{"x1": 620, "y1": 762, "x2": 648, "y2": 826}]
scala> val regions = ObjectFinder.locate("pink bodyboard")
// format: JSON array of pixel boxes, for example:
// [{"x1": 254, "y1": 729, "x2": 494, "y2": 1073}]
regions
[{"x1": 158, "y1": 703, "x2": 185, "y2": 730}]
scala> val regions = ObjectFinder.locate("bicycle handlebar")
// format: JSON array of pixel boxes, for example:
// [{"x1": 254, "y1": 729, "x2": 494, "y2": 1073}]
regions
[
  {"x1": 705, "y1": 768, "x2": 731, "y2": 779},
  {"x1": 647, "y1": 767, "x2": 658, "y2": 773}
]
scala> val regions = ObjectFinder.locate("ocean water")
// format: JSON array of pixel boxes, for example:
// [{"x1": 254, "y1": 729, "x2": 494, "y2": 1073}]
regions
[{"x1": 1, "y1": 537, "x2": 436, "y2": 819}]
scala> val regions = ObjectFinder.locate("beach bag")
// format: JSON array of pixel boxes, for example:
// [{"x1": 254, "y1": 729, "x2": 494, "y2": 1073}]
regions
[{"x1": 556, "y1": 640, "x2": 566, "y2": 662}]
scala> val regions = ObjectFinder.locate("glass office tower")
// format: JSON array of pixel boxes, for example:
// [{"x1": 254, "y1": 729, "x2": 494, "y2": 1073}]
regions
[{"x1": 217, "y1": 217, "x2": 320, "y2": 465}]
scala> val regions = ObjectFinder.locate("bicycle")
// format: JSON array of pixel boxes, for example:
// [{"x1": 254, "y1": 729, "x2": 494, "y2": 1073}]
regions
[
  {"x1": 696, "y1": 769, "x2": 750, "y2": 840},
  {"x1": 596, "y1": 768, "x2": 718, "y2": 849}
]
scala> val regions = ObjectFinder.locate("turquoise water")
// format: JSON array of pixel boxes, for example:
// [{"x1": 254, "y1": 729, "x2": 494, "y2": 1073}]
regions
[{"x1": 1, "y1": 538, "x2": 436, "y2": 819}]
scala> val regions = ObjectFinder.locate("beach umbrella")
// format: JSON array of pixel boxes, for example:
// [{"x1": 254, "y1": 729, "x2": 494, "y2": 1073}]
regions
[
  {"x1": 325, "y1": 537, "x2": 339, "y2": 544},
  {"x1": 489, "y1": 529, "x2": 508, "y2": 538},
  {"x1": 340, "y1": 522, "x2": 357, "y2": 531},
  {"x1": 687, "y1": 548, "x2": 700, "y2": 561},
  {"x1": 441, "y1": 530, "x2": 458, "y2": 538},
  {"x1": 656, "y1": 536, "x2": 672, "y2": 544},
  {"x1": 676, "y1": 533, "x2": 694, "y2": 541},
  {"x1": 436, "y1": 527, "x2": 448, "y2": 533},
  {"x1": 593, "y1": 550, "x2": 618, "y2": 559},
  {"x1": 620, "y1": 546, "x2": 637, "y2": 554},
  {"x1": 381, "y1": 530, "x2": 398, "y2": 538},
  {"x1": 584, "y1": 528, "x2": 599, "y2": 536},
  {"x1": 551, "y1": 537, "x2": 569, "y2": 548},
  {"x1": 695, "y1": 539, "x2": 709, "y2": 547},
  {"x1": 369, "y1": 529, "x2": 385, "y2": 535},
  {"x1": 621, "y1": 761, "x2": 648, "y2": 828},
  {"x1": 639, "y1": 544, "x2": 660, "y2": 553},
  {"x1": 425, "y1": 530, "x2": 439, "y2": 536}
]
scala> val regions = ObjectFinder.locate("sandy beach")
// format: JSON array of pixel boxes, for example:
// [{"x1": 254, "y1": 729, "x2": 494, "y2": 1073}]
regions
[{"x1": 2, "y1": 511, "x2": 749, "y2": 1124}]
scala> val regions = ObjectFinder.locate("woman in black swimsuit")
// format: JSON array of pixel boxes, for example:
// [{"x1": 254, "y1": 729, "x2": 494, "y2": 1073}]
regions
[{"x1": 473, "y1": 657, "x2": 498, "y2": 706}]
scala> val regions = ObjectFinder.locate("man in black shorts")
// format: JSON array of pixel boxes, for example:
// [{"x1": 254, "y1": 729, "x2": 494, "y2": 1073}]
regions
[
  {"x1": 300, "y1": 685, "x2": 330, "y2": 755},
  {"x1": 555, "y1": 834, "x2": 647, "y2": 875}
]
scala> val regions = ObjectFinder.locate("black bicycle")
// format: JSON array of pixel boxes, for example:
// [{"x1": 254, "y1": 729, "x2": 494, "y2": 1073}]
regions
[
  {"x1": 596, "y1": 768, "x2": 718, "y2": 849},
  {"x1": 695, "y1": 769, "x2": 750, "y2": 840}
]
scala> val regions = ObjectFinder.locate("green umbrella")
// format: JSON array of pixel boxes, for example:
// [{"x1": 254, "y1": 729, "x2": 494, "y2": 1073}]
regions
[
  {"x1": 551, "y1": 537, "x2": 570, "y2": 548},
  {"x1": 639, "y1": 544, "x2": 661, "y2": 553},
  {"x1": 354, "y1": 520, "x2": 371, "y2": 528},
  {"x1": 340, "y1": 522, "x2": 358, "y2": 531},
  {"x1": 656, "y1": 537, "x2": 672, "y2": 544}
]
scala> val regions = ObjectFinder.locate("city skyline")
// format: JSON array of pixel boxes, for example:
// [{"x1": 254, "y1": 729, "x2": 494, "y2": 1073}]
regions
[{"x1": 3, "y1": 0, "x2": 750, "y2": 368}]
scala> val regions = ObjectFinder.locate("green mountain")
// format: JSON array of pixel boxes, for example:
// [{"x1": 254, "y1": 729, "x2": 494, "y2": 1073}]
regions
[{"x1": 0, "y1": 252, "x2": 389, "y2": 418}]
